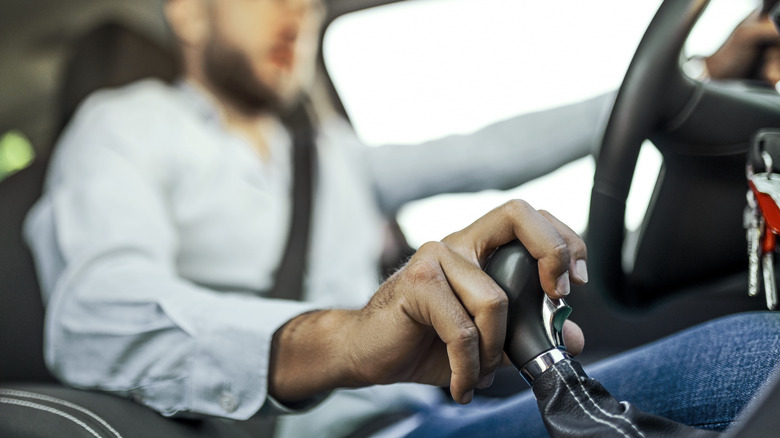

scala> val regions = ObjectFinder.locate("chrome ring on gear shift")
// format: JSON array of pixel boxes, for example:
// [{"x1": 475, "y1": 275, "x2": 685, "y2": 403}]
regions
[{"x1": 520, "y1": 348, "x2": 572, "y2": 386}]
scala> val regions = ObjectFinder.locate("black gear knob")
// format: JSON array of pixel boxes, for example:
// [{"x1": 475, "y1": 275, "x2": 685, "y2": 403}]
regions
[{"x1": 484, "y1": 240, "x2": 573, "y2": 385}]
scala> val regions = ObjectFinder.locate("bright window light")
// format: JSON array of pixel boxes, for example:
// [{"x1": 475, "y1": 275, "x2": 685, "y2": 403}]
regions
[{"x1": 323, "y1": 0, "x2": 758, "y2": 247}]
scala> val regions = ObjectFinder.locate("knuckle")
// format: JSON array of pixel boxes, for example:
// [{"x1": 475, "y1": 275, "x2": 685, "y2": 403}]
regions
[
  {"x1": 404, "y1": 257, "x2": 444, "y2": 287},
  {"x1": 485, "y1": 351, "x2": 505, "y2": 370},
  {"x1": 416, "y1": 241, "x2": 448, "y2": 258},
  {"x1": 570, "y1": 239, "x2": 588, "y2": 259},
  {"x1": 482, "y1": 289, "x2": 509, "y2": 314},
  {"x1": 440, "y1": 232, "x2": 462, "y2": 249},
  {"x1": 502, "y1": 199, "x2": 533, "y2": 217},
  {"x1": 454, "y1": 325, "x2": 480, "y2": 346},
  {"x1": 441, "y1": 235, "x2": 471, "y2": 260},
  {"x1": 549, "y1": 242, "x2": 570, "y2": 261}
]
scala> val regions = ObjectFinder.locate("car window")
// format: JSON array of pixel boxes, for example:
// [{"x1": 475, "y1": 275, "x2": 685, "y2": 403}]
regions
[
  {"x1": 324, "y1": 0, "x2": 762, "y2": 246},
  {"x1": 324, "y1": 0, "x2": 665, "y2": 245}
]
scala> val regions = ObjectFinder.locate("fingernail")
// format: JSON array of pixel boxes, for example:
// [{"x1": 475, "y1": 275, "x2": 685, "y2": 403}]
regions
[
  {"x1": 574, "y1": 260, "x2": 589, "y2": 283},
  {"x1": 461, "y1": 390, "x2": 474, "y2": 404},
  {"x1": 556, "y1": 273, "x2": 571, "y2": 296},
  {"x1": 477, "y1": 373, "x2": 495, "y2": 389}
]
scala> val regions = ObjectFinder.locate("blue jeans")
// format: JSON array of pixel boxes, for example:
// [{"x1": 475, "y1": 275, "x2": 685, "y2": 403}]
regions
[{"x1": 404, "y1": 311, "x2": 780, "y2": 437}]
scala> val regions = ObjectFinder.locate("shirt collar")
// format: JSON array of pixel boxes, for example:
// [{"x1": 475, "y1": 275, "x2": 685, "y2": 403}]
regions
[
  {"x1": 174, "y1": 78, "x2": 222, "y2": 123},
  {"x1": 174, "y1": 78, "x2": 292, "y2": 162}
]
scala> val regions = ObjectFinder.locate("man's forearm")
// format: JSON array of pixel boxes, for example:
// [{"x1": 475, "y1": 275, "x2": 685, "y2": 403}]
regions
[
  {"x1": 368, "y1": 93, "x2": 613, "y2": 213},
  {"x1": 268, "y1": 309, "x2": 362, "y2": 404}
]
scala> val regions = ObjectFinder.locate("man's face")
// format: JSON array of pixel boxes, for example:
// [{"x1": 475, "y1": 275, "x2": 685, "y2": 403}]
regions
[{"x1": 201, "y1": 0, "x2": 325, "y2": 113}]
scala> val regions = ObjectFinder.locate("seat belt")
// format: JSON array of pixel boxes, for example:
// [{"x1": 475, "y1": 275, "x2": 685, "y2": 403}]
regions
[
  {"x1": 271, "y1": 103, "x2": 316, "y2": 302},
  {"x1": 267, "y1": 104, "x2": 419, "y2": 437},
  {"x1": 262, "y1": 104, "x2": 317, "y2": 438}
]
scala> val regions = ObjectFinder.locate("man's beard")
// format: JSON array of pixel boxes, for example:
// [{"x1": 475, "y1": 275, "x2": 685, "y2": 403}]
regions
[{"x1": 203, "y1": 37, "x2": 299, "y2": 115}]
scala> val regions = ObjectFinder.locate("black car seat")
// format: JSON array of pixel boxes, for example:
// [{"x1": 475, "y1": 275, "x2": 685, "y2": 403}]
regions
[
  {"x1": 0, "y1": 20, "x2": 179, "y2": 385},
  {"x1": 0, "y1": 21, "x2": 273, "y2": 438}
]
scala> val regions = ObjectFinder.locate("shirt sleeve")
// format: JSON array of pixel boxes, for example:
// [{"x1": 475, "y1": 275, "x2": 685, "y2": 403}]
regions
[
  {"x1": 24, "y1": 91, "x2": 318, "y2": 420},
  {"x1": 367, "y1": 92, "x2": 616, "y2": 213}
]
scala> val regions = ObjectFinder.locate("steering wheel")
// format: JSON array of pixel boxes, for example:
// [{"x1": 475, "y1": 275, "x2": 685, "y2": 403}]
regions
[{"x1": 587, "y1": 0, "x2": 780, "y2": 306}]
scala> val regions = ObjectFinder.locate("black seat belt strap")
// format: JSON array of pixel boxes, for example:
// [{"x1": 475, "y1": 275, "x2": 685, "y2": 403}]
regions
[{"x1": 270, "y1": 103, "x2": 316, "y2": 302}]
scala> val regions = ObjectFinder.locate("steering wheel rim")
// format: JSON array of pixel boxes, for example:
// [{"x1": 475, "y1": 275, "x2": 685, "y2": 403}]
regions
[{"x1": 586, "y1": 0, "x2": 708, "y2": 304}]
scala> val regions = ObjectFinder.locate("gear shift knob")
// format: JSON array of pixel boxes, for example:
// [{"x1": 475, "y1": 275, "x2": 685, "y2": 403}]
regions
[
  {"x1": 484, "y1": 240, "x2": 572, "y2": 385},
  {"x1": 485, "y1": 243, "x2": 725, "y2": 436}
]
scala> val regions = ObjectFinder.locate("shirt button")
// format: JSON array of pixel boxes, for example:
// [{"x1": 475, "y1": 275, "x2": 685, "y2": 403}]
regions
[{"x1": 219, "y1": 392, "x2": 239, "y2": 413}]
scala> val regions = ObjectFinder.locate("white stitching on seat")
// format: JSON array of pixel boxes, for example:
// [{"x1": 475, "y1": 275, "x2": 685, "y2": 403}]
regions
[
  {"x1": 0, "y1": 389, "x2": 123, "y2": 438},
  {"x1": 552, "y1": 364, "x2": 632, "y2": 437},
  {"x1": 563, "y1": 361, "x2": 646, "y2": 438},
  {"x1": 0, "y1": 397, "x2": 103, "y2": 438}
]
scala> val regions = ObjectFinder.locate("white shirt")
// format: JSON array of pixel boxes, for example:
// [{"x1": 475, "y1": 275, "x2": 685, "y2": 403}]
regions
[{"x1": 25, "y1": 79, "x2": 613, "y2": 436}]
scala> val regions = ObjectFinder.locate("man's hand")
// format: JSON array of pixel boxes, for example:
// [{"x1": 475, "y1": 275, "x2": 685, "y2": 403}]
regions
[
  {"x1": 269, "y1": 200, "x2": 587, "y2": 405},
  {"x1": 706, "y1": 10, "x2": 780, "y2": 81}
]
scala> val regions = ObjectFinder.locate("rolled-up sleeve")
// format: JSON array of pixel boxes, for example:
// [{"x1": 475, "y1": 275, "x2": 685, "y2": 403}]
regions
[{"x1": 25, "y1": 91, "x2": 316, "y2": 419}]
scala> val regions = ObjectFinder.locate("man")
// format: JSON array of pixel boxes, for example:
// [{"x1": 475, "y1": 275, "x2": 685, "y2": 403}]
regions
[
  {"x1": 25, "y1": 0, "x2": 595, "y2": 435},
  {"x1": 23, "y1": 0, "x2": 780, "y2": 437}
]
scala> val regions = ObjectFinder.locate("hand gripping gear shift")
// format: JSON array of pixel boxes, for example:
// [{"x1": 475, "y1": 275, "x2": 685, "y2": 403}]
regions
[
  {"x1": 484, "y1": 241, "x2": 721, "y2": 438},
  {"x1": 484, "y1": 239, "x2": 573, "y2": 384}
]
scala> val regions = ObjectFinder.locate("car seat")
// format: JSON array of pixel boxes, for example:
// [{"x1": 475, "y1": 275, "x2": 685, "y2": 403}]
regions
[{"x1": 0, "y1": 21, "x2": 274, "y2": 438}]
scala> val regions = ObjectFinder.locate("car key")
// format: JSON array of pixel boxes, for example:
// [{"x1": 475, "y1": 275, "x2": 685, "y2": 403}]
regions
[
  {"x1": 745, "y1": 193, "x2": 762, "y2": 298},
  {"x1": 764, "y1": 249, "x2": 778, "y2": 310},
  {"x1": 746, "y1": 129, "x2": 780, "y2": 310},
  {"x1": 747, "y1": 168, "x2": 780, "y2": 309},
  {"x1": 746, "y1": 173, "x2": 780, "y2": 310}
]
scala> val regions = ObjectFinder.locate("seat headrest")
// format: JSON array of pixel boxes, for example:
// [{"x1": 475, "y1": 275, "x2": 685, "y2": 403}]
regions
[{"x1": 58, "y1": 21, "x2": 179, "y2": 132}]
